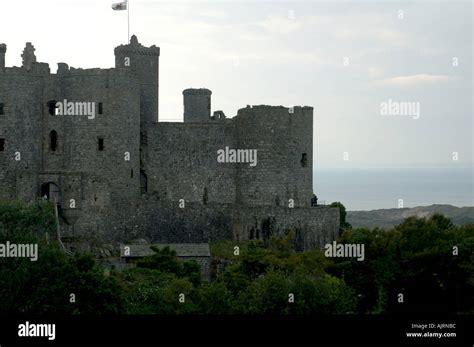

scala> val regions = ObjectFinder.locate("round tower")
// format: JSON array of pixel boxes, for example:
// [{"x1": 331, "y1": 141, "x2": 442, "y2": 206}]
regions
[
  {"x1": 183, "y1": 88, "x2": 212, "y2": 123},
  {"x1": 114, "y1": 35, "x2": 160, "y2": 124}
]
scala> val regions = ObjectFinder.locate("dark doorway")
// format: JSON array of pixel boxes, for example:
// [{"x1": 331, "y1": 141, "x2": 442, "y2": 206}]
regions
[{"x1": 40, "y1": 182, "x2": 61, "y2": 202}]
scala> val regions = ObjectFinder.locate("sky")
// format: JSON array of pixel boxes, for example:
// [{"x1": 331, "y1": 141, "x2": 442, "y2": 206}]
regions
[{"x1": 1, "y1": 0, "x2": 472, "y2": 169}]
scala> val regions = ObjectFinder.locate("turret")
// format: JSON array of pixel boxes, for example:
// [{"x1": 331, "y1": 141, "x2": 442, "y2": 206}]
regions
[
  {"x1": 183, "y1": 88, "x2": 212, "y2": 122},
  {"x1": 114, "y1": 35, "x2": 160, "y2": 124}
]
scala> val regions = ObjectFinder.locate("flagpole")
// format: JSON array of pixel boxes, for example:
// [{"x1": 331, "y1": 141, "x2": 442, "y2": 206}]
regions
[{"x1": 128, "y1": 0, "x2": 130, "y2": 43}]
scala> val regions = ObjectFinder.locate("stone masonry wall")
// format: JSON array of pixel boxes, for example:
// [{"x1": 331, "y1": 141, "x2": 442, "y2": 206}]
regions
[
  {"x1": 77, "y1": 199, "x2": 339, "y2": 251},
  {"x1": 0, "y1": 39, "x2": 339, "y2": 252}
]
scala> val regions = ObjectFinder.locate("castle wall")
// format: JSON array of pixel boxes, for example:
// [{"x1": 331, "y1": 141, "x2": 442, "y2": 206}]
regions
[
  {"x1": 146, "y1": 122, "x2": 237, "y2": 204},
  {"x1": 0, "y1": 70, "x2": 44, "y2": 200},
  {"x1": 0, "y1": 64, "x2": 142, "y2": 226},
  {"x1": 41, "y1": 69, "x2": 142, "y2": 211},
  {"x1": 76, "y1": 199, "x2": 339, "y2": 250}
]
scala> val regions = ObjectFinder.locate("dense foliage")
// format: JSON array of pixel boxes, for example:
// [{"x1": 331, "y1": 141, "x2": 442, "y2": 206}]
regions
[
  {"x1": 0, "y1": 201, "x2": 472, "y2": 314},
  {"x1": 0, "y1": 201, "x2": 122, "y2": 314}
]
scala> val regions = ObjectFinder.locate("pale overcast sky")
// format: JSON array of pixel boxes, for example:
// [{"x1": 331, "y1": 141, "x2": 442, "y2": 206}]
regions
[{"x1": 1, "y1": 0, "x2": 472, "y2": 168}]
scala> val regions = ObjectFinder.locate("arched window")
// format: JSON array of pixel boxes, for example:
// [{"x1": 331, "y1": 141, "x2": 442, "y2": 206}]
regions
[{"x1": 50, "y1": 130, "x2": 58, "y2": 152}]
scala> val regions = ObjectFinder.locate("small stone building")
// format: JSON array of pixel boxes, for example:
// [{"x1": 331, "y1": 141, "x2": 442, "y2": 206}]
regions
[{"x1": 120, "y1": 243, "x2": 211, "y2": 280}]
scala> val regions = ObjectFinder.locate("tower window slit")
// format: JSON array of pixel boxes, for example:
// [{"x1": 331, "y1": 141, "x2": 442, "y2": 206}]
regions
[
  {"x1": 50, "y1": 130, "x2": 58, "y2": 152},
  {"x1": 98, "y1": 138, "x2": 104, "y2": 151},
  {"x1": 301, "y1": 153, "x2": 308, "y2": 168}
]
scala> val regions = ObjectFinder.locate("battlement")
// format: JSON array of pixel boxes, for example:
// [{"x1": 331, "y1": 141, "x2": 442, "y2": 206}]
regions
[
  {"x1": 183, "y1": 88, "x2": 212, "y2": 96},
  {"x1": 233, "y1": 105, "x2": 314, "y2": 123},
  {"x1": 55, "y1": 66, "x2": 134, "y2": 77},
  {"x1": 238, "y1": 105, "x2": 313, "y2": 113},
  {"x1": 114, "y1": 35, "x2": 160, "y2": 57}
]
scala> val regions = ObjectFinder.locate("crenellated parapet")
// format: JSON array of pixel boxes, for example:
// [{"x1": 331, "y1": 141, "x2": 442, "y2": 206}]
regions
[{"x1": 114, "y1": 35, "x2": 160, "y2": 57}]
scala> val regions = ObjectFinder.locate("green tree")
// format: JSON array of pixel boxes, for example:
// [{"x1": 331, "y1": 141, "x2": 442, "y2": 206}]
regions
[
  {"x1": 0, "y1": 201, "x2": 123, "y2": 314},
  {"x1": 330, "y1": 201, "x2": 352, "y2": 230}
]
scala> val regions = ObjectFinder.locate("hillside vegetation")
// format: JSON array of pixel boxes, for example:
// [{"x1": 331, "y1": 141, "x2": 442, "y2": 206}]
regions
[{"x1": 1, "y1": 201, "x2": 472, "y2": 314}]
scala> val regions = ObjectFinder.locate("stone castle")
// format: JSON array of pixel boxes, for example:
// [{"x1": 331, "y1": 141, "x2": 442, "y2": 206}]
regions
[{"x1": 0, "y1": 36, "x2": 339, "y2": 251}]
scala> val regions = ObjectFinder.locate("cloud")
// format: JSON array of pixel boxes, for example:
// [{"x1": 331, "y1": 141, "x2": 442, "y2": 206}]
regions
[
  {"x1": 258, "y1": 15, "x2": 303, "y2": 35},
  {"x1": 375, "y1": 74, "x2": 455, "y2": 87},
  {"x1": 368, "y1": 67, "x2": 384, "y2": 78}
]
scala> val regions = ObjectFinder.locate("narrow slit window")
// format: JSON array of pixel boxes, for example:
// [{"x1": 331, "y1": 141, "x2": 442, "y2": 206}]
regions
[
  {"x1": 47, "y1": 100, "x2": 58, "y2": 116},
  {"x1": 301, "y1": 153, "x2": 308, "y2": 168},
  {"x1": 50, "y1": 130, "x2": 58, "y2": 152},
  {"x1": 0, "y1": 103, "x2": 4, "y2": 115},
  {"x1": 0, "y1": 138, "x2": 5, "y2": 151},
  {"x1": 140, "y1": 170, "x2": 148, "y2": 193},
  {"x1": 98, "y1": 138, "x2": 104, "y2": 151},
  {"x1": 98, "y1": 102, "x2": 103, "y2": 115}
]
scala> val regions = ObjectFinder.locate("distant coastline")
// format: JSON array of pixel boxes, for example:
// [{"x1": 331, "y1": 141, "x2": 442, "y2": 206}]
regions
[
  {"x1": 347, "y1": 204, "x2": 474, "y2": 229},
  {"x1": 315, "y1": 167, "x2": 473, "y2": 210}
]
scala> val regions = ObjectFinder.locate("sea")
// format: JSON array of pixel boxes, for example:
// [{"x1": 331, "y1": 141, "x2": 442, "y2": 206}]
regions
[{"x1": 314, "y1": 167, "x2": 474, "y2": 211}]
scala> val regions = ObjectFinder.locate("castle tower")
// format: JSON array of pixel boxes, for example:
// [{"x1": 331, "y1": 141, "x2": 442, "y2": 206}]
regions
[
  {"x1": 114, "y1": 35, "x2": 160, "y2": 124},
  {"x1": 183, "y1": 88, "x2": 212, "y2": 122},
  {"x1": 0, "y1": 44, "x2": 6, "y2": 70}
]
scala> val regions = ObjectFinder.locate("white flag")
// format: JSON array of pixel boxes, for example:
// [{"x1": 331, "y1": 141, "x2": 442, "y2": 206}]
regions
[{"x1": 112, "y1": 1, "x2": 127, "y2": 10}]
